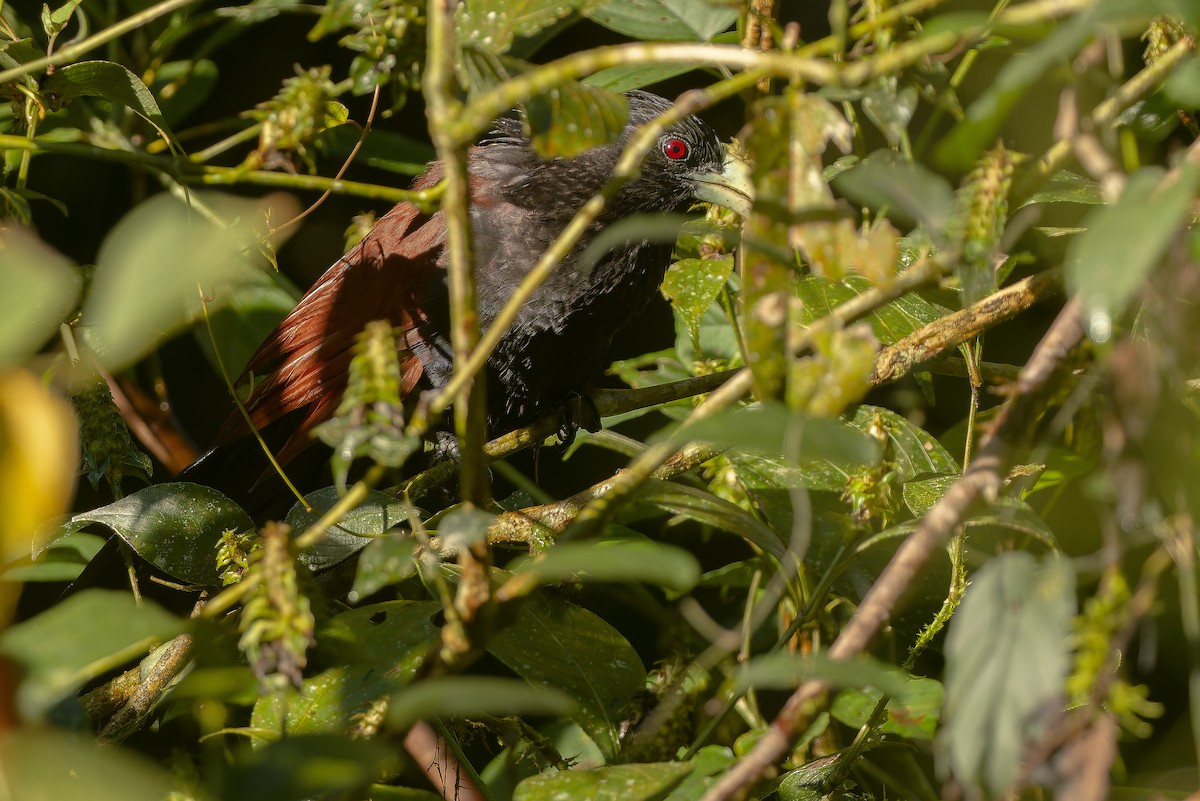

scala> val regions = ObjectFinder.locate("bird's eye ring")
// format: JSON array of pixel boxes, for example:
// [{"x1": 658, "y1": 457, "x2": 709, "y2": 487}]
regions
[{"x1": 661, "y1": 137, "x2": 689, "y2": 161}]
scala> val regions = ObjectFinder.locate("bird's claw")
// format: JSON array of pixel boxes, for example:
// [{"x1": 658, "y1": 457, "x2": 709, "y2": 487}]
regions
[{"x1": 557, "y1": 392, "x2": 601, "y2": 451}]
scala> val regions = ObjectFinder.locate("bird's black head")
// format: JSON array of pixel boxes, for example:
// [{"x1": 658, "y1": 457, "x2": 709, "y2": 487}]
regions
[{"x1": 485, "y1": 90, "x2": 752, "y2": 220}]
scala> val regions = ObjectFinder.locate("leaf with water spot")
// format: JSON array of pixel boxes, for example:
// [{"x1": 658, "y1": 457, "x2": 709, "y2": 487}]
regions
[
  {"x1": 457, "y1": 0, "x2": 607, "y2": 55},
  {"x1": 586, "y1": 0, "x2": 737, "y2": 41}
]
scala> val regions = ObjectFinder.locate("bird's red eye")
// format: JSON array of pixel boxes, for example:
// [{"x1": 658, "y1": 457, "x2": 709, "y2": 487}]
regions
[{"x1": 662, "y1": 137, "x2": 689, "y2": 161}]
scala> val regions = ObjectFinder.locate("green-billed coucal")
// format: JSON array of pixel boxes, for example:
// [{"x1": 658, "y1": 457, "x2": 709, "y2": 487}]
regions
[{"x1": 185, "y1": 90, "x2": 752, "y2": 496}]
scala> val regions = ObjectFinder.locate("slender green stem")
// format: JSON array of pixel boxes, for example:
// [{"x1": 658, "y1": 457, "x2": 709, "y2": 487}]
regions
[{"x1": 0, "y1": 0, "x2": 202, "y2": 85}]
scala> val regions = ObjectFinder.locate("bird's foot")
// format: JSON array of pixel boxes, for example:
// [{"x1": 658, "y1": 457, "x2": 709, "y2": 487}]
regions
[{"x1": 557, "y1": 392, "x2": 601, "y2": 451}]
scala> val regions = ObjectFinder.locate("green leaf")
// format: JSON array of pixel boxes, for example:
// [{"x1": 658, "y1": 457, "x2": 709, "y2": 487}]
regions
[
  {"x1": 586, "y1": 63, "x2": 697, "y2": 92},
  {"x1": 585, "y1": 0, "x2": 737, "y2": 41},
  {"x1": 81, "y1": 192, "x2": 293, "y2": 371},
  {"x1": 388, "y1": 677, "x2": 576, "y2": 729},
  {"x1": 633, "y1": 478, "x2": 787, "y2": 561},
  {"x1": 941, "y1": 553, "x2": 1075, "y2": 798},
  {"x1": 1066, "y1": 164, "x2": 1200, "y2": 338},
  {"x1": 43, "y1": 482, "x2": 252, "y2": 585},
  {"x1": 831, "y1": 150, "x2": 956, "y2": 238},
  {"x1": 831, "y1": 677, "x2": 944, "y2": 741},
  {"x1": 525, "y1": 82, "x2": 629, "y2": 159},
  {"x1": 662, "y1": 256, "x2": 734, "y2": 347},
  {"x1": 223, "y1": 734, "x2": 400, "y2": 801},
  {"x1": 488, "y1": 592, "x2": 645, "y2": 761},
  {"x1": 849, "y1": 405, "x2": 959, "y2": 479},
  {"x1": 43, "y1": 61, "x2": 181, "y2": 153},
  {"x1": 0, "y1": 589, "x2": 184, "y2": 718},
  {"x1": 285, "y1": 487, "x2": 411, "y2": 573},
  {"x1": 350, "y1": 533, "x2": 418, "y2": 601},
  {"x1": 673, "y1": 402, "x2": 883, "y2": 466},
  {"x1": 509, "y1": 538, "x2": 701, "y2": 592},
  {"x1": 0, "y1": 226, "x2": 80, "y2": 369},
  {"x1": 1, "y1": 531, "x2": 104, "y2": 583},
  {"x1": 794, "y1": 274, "x2": 951, "y2": 345},
  {"x1": 662, "y1": 746, "x2": 736, "y2": 801},
  {"x1": 1019, "y1": 170, "x2": 1103, "y2": 207},
  {"x1": 736, "y1": 652, "x2": 909, "y2": 697},
  {"x1": 457, "y1": 0, "x2": 605, "y2": 55},
  {"x1": 514, "y1": 761, "x2": 694, "y2": 801},
  {"x1": 194, "y1": 263, "x2": 298, "y2": 378},
  {"x1": 0, "y1": 730, "x2": 177, "y2": 801},
  {"x1": 252, "y1": 601, "x2": 440, "y2": 735}
]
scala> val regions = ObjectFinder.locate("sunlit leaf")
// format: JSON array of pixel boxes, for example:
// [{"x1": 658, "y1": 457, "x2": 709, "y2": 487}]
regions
[
  {"x1": 43, "y1": 482, "x2": 253, "y2": 585},
  {"x1": 457, "y1": 0, "x2": 605, "y2": 54},
  {"x1": 662, "y1": 256, "x2": 733, "y2": 347},
  {"x1": 43, "y1": 61, "x2": 181, "y2": 152}
]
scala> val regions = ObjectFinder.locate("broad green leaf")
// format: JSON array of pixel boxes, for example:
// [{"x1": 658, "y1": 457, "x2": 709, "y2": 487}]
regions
[
  {"x1": 43, "y1": 482, "x2": 252, "y2": 585},
  {"x1": 457, "y1": 0, "x2": 605, "y2": 54},
  {"x1": 388, "y1": 677, "x2": 575, "y2": 729},
  {"x1": 0, "y1": 730, "x2": 177, "y2": 801},
  {"x1": 940, "y1": 553, "x2": 1075, "y2": 798},
  {"x1": 585, "y1": 0, "x2": 737, "y2": 41},
  {"x1": 794, "y1": 274, "x2": 951, "y2": 345},
  {"x1": 223, "y1": 734, "x2": 399, "y2": 801},
  {"x1": 488, "y1": 592, "x2": 645, "y2": 761},
  {"x1": 1020, "y1": 170, "x2": 1103, "y2": 207},
  {"x1": 0, "y1": 589, "x2": 183, "y2": 718},
  {"x1": 831, "y1": 677, "x2": 944, "y2": 741},
  {"x1": 848, "y1": 405, "x2": 959, "y2": 480},
  {"x1": 514, "y1": 761, "x2": 694, "y2": 801},
  {"x1": 662, "y1": 746, "x2": 736, "y2": 801},
  {"x1": 350, "y1": 533, "x2": 418, "y2": 601},
  {"x1": 0, "y1": 226, "x2": 81, "y2": 368},
  {"x1": 633, "y1": 478, "x2": 786, "y2": 560},
  {"x1": 901, "y1": 477, "x2": 1058, "y2": 551},
  {"x1": 0, "y1": 531, "x2": 104, "y2": 583},
  {"x1": 285, "y1": 487, "x2": 411, "y2": 572},
  {"x1": 736, "y1": 652, "x2": 908, "y2": 697},
  {"x1": 252, "y1": 601, "x2": 439, "y2": 734},
  {"x1": 675, "y1": 402, "x2": 882, "y2": 466},
  {"x1": 81, "y1": 192, "x2": 296, "y2": 371},
  {"x1": 777, "y1": 755, "x2": 844, "y2": 801},
  {"x1": 662, "y1": 256, "x2": 734, "y2": 347},
  {"x1": 460, "y1": 46, "x2": 629, "y2": 159},
  {"x1": 525, "y1": 81, "x2": 628, "y2": 159},
  {"x1": 509, "y1": 538, "x2": 701, "y2": 592},
  {"x1": 43, "y1": 61, "x2": 181, "y2": 152},
  {"x1": 1066, "y1": 164, "x2": 1199, "y2": 340},
  {"x1": 586, "y1": 63, "x2": 697, "y2": 92},
  {"x1": 831, "y1": 150, "x2": 956, "y2": 238}
]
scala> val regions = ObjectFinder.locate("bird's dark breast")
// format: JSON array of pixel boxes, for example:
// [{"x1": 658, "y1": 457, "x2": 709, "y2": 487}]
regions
[{"x1": 412, "y1": 238, "x2": 672, "y2": 434}]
